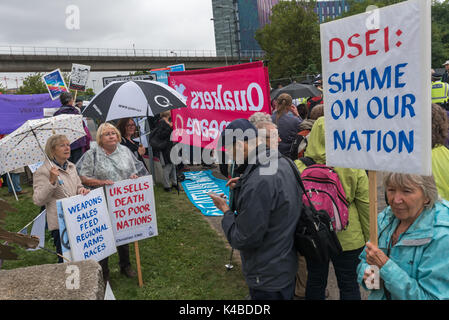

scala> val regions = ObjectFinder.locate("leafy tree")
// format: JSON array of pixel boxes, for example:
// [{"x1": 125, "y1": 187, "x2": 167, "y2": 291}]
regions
[
  {"x1": 343, "y1": 0, "x2": 449, "y2": 68},
  {"x1": 16, "y1": 73, "x2": 47, "y2": 94},
  {"x1": 258, "y1": 0, "x2": 449, "y2": 83},
  {"x1": 255, "y1": 0, "x2": 321, "y2": 83},
  {"x1": 430, "y1": 0, "x2": 449, "y2": 67}
]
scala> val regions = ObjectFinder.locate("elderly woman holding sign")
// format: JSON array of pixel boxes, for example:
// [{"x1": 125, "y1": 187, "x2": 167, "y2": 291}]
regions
[
  {"x1": 357, "y1": 172, "x2": 449, "y2": 300},
  {"x1": 33, "y1": 134, "x2": 90, "y2": 263},
  {"x1": 76, "y1": 122, "x2": 148, "y2": 281}
]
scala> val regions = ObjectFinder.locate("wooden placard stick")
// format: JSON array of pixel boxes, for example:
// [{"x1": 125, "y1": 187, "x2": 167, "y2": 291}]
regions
[
  {"x1": 134, "y1": 241, "x2": 143, "y2": 287},
  {"x1": 368, "y1": 170, "x2": 378, "y2": 246}
]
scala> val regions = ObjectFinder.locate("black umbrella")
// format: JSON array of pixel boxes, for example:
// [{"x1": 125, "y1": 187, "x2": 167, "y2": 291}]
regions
[
  {"x1": 272, "y1": 82, "x2": 321, "y2": 100},
  {"x1": 82, "y1": 80, "x2": 188, "y2": 122},
  {"x1": 270, "y1": 88, "x2": 282, "y2": 101}
]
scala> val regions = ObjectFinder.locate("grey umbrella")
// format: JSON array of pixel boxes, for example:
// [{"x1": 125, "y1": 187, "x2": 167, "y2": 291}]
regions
[{"x1": 272, "y1": 82, "x2": 321, "y2": 100}]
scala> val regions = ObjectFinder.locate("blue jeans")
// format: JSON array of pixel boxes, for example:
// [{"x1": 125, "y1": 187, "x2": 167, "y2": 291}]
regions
[
  {"x1": 305, "y1": 247, "x2": 363, "y2": 300},
  {"x1": 249, "y1": 281, "x2": 296, "y2": 300},
  {"x1": 6, "y1": 173, "x2": 22, "y2": 193}
]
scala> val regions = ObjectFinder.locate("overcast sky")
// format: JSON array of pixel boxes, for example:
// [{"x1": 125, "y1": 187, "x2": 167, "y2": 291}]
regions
[{"x1": 0, "y1": 0, "x2": 216, "y2": 91}]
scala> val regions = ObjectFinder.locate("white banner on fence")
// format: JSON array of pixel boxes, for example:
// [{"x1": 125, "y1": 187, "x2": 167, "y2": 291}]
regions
[
  {"x1": 105, "y1": 176, "x2": 158, "y2": 246},
  {"x1": 321, "y1": 0, "x2": 431, "y2": 175},
  {"x1": 61, "y1": 188, "x2": 116, "y2": 262}
]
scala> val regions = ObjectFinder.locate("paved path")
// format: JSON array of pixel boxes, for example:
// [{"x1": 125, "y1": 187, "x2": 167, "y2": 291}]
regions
[{"x1": 187, "y1": 165, "x2": 388, "y2": 300}]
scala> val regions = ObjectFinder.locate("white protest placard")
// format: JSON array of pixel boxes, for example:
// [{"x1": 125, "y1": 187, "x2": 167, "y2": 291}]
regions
[
  {"x1": 28, "y1": 161, "x2": 44, "y2": 173},
  {"x1": 321, "y1": 0, "x2": 431, "y2": 175},
  {"x1": 60, "y1": 188, "x2": 117, "y2": 262},
  {"x1": 105, "y1": 176, "x2": 158, "y2": 246},
  {"x1": 69, "y1": 63, "x2": 91, "y2": 91}
]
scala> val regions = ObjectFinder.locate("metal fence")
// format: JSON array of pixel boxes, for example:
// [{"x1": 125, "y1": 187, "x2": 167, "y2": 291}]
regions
[{"x1": 0, "y1": 46, "x2": 264, "y2": 58}]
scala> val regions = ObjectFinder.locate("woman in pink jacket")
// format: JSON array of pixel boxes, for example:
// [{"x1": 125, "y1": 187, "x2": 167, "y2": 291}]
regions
[{"x1": 33, "y1": 134, "x2": 89, "y2": 263}]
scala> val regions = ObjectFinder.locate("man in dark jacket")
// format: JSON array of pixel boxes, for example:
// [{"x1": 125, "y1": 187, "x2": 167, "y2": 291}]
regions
[
  {"x1": 53, "y1": 92, "x2": 91, "y2": 164},
  {"x1": 210, "y1": 119, "x2": 303, "y2": 300}
]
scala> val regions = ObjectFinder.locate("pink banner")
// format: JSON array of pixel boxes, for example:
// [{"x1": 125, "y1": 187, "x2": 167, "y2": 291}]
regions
[{"x1": 168, "y1": 61, "x2": 271, "y2": 149}]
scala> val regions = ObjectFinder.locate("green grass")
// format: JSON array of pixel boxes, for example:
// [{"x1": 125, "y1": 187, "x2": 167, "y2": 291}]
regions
[{"x1": 0, "y1": 183, "x2": 248, "y2": 300}]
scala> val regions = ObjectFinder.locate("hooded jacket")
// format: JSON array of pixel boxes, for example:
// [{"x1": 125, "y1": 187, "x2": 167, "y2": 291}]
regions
[
  {"x1": 357, "y1": 200, "x2": 449, "y2": 300},
  {"x1": 294, "y1": 117, "x2": 370, "y2": 251}
]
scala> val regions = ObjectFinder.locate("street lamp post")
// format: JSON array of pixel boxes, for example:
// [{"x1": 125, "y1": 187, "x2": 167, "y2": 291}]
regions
[{"x1": 170, "y1": 51, "x2": 178, "y2": 63}]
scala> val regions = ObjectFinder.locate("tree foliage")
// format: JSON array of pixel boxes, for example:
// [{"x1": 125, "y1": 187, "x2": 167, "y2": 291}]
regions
[
  {"x1": 255, "y1": 0, "x2": 321, "y2": 83},
  {"x1": 16, "y1": 73, "x2": 48, "y2": 94},
  {"x1": 257, "y1": 0, "x2": 449, "y2": 83},
  {"x1": 16, "y1": 72, "x2": 95, "y2": 99},
  {"x1": 343, "y1": 0, "x2": 449, "y2": 68}
]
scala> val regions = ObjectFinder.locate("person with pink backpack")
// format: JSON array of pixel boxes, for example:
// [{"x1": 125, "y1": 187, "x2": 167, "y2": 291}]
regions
[{"x1": 294, "y1": 116, "x2": 370, "y2": 300}]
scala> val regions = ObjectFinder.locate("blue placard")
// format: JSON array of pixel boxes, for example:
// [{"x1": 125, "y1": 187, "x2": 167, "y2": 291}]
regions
[
  {"x1": 168, "y1": 64, "x2": 185, "y2": 72},
  {"x1": 181, "y1": 170, "x2": 229, "y2": 216},
  {"x1": 150, "y1": 69, "x2": 170, "y2": 85}
]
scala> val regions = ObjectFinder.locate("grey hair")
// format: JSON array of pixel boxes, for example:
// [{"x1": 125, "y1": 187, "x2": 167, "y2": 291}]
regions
[
  {"x1": 383, "y1": 172, "x2": 439, "y2": 209},
  {"x1": 59, "y1": 92, "x2": 73, "y2": 105},
  {"x1": 249, "y1": 112, "x2": 273, "y2": 126},
  {"x1": 254, "y1": 120, "x2": 277, "y2": 130}
]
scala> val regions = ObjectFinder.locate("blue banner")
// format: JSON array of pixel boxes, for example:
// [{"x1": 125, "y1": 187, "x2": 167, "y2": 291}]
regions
[{"x1": 181, "y1": 170, "x2": 229, "y2": 216}]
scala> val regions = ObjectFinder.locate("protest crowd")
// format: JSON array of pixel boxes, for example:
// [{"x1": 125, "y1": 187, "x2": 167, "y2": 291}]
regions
[
  {"x1": 2, "y1": 2, "x2": 449, "y2": 302},
  {"x1": 1, "y1": 65, "x2": 447, "y2": 300}
]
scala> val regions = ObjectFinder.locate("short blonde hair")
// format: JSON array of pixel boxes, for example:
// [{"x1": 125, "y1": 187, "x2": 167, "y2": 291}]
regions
[
  {"x1": 45, "y1": 134, "x2": 69, "y2": 158},
  {"x1": 96, "y1": 122, "x2": 121, "y2": 146}
]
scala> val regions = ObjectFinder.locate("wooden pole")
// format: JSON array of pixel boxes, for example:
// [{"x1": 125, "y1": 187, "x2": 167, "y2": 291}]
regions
[
  {"x1": 134, "y1": 241, "x2": 143, "y2": 287},
  {"x1": 368, "y1": 170, "x2": 378, "y2": 246}
]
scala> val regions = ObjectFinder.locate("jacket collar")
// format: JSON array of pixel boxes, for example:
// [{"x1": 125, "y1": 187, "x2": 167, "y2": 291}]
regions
[
  {"x1": 378, "y1": 206, "x2": 435, "y2": 248},
  {"x1": 44, "y1": 158, "x2": 73, "y2": 173}
]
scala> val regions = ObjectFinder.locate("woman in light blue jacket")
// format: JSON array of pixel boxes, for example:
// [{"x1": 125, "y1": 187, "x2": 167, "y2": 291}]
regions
[{"x1": 357, "y1": 172, "x2": 449, "y2": 300}]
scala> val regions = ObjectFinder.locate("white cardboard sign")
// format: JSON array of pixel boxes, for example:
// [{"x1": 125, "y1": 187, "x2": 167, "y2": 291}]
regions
[
  {"x1": 105, "y1": 176, "x2": 158, "y2": 246},
  {"x1": 321, "y1": 0, "x2": 431, "y2": 175},
  {"x1": 61, "y1": 187, "x2": 116, "y2": 262}
]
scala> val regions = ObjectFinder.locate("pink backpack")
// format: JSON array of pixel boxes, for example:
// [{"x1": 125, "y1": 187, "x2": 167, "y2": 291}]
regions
[{"x1": 300, "y1": 164, "x2": 349, "y2": 231}]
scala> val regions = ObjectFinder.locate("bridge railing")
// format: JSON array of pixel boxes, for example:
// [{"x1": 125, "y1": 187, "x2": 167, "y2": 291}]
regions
[{"x1": 0, "y1": 46, "x2": 264, "y2": 58}]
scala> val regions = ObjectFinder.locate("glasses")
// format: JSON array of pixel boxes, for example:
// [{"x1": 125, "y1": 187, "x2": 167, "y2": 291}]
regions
[{"x1": 126, "y1": 124, "x2": 136, "y2": 128}]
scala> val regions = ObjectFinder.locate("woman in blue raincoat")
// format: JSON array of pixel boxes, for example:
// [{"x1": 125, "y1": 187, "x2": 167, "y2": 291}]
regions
[{"x1": 357, "y1": 172, "x2": 449, "y2": 300}]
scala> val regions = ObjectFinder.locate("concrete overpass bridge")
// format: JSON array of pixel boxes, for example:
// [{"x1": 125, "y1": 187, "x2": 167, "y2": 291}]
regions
[{"x1": 0, "y1": 46, "x2": 265, "y2": 72}]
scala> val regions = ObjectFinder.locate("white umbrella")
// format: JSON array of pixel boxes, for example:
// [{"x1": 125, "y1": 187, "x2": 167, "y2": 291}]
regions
[{"x1": 0, "y1": 114, "x2": 86, "y2": 175}]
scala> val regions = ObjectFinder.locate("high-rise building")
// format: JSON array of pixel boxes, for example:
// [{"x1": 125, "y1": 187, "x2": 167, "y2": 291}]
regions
[
  {"x1": 211, "y1": 0, "x2": 349, "y2": 56},
  {"x1": 315, "y1": 0, "x2": 349, "y2": 23}
]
